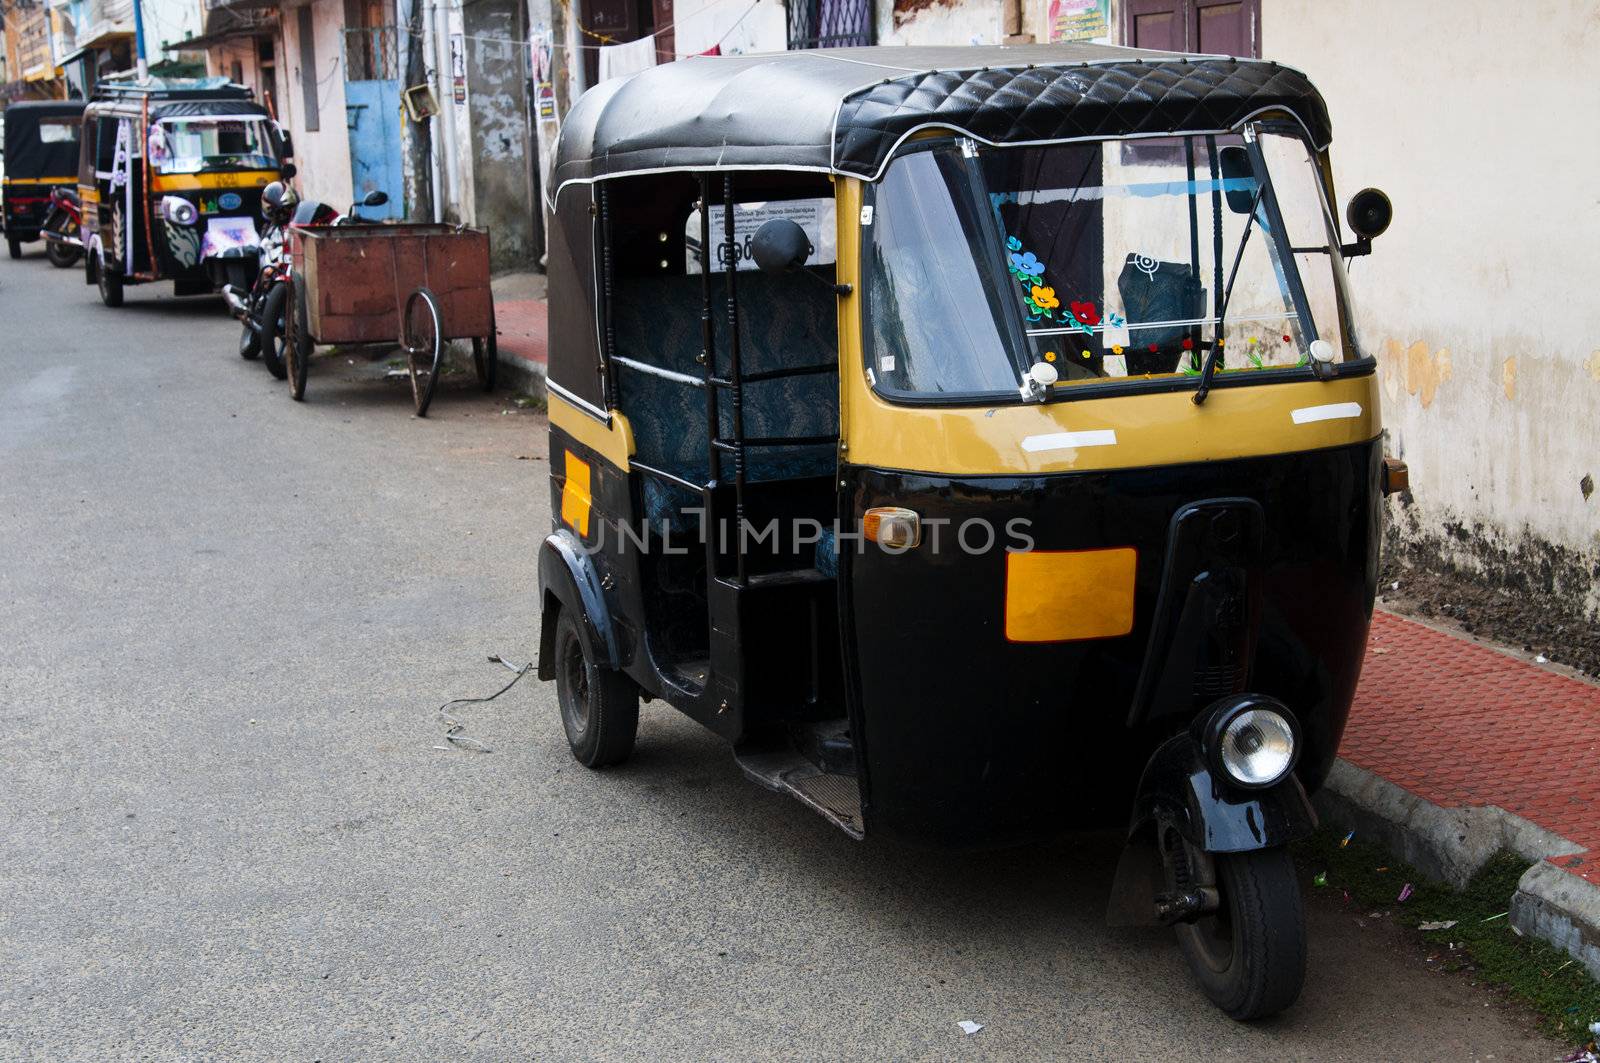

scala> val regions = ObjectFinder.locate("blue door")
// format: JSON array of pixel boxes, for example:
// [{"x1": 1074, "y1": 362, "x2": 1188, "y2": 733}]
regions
[{"x1": 344, "y1": 29, "x2": 404, "y2": 220}]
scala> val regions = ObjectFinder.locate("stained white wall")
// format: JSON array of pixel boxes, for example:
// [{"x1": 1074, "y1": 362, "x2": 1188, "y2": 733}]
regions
[
  {"x1": 276, "y1": 0, "x2": 353, "y2": 209},
  {"x1": 1263, "y1": 0, "x2": 1600, "y2": 610}
]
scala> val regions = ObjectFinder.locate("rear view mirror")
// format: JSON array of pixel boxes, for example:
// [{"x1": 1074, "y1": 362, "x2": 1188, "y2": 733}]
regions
[
  {"x1": 280, "y1": 161, "x2": 298, "y2": 180},
  {"x1": 751, "y1": 218, "x2": 811, "y2": 274},
  {"x1": 362, "y1": 190, "x2": 389, "y2": 207},
  {"x1": 1218, "y1": 146, "x2": 1256, "y2": 215},
  {"x1": 1342, "y1": 187, "x2": 1392, "y2": 257},
  {"x1": 1346, "y1": 187, "x2": 1392, "y2": 239}
]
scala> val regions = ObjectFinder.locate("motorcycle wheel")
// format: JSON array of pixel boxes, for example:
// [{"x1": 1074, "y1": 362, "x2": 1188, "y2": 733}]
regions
[
  {"x1": 259, "y1": 282, "x2": 290, "y2": 380},
  {"x1": 284, "y1": 274, "x2": 313, "y2": 401},
  {"x1": 45, "y1": 240, "x2": 82, "y2": 269},
  {"x1": 238, "y1": 317, "x2": 261, "y2": 360}
]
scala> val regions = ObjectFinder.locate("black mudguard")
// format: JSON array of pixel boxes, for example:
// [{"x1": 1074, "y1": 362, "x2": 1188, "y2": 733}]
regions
[
  {"x1": 1129, "y1": 730, "x2": 1318, "y2": 853},
  {"x1": 537, "y1": 529, "x2": 619, "y2": 679}
]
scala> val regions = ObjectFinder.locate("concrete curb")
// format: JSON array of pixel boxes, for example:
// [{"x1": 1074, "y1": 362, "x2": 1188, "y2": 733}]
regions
[
  {"x1": 497, "y1": 351, "x2": 546, "y2": 398},
  {"x1": 1315, "y1": 757, "x2": 1600, "y2": 979},
  {"x1": 1511, "y1": 861, "x2": 1600, "y2": 981}
]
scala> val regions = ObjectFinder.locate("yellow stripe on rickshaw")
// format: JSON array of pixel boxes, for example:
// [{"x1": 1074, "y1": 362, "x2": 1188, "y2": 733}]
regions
[{"x1": 149, "y1": 171, "x2": 279, "y2": 192}]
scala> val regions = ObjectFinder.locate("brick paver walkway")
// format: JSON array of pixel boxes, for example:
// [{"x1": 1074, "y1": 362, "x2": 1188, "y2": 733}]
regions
[
  {"x1": 1347, "y1": 610, "x2": 1600, "y2": 884},
  {"x1": 496, "y1": 298, "x2": 548, "y2": 366}
]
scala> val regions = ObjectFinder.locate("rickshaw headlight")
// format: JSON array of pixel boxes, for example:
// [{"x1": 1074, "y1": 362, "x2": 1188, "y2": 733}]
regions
[
  {"x1": 161, "y1": 196, "x2": 199, "y2": 226},
  {"x1": 1217, "y1": 708, "x2": 1297, "y2": 788}
]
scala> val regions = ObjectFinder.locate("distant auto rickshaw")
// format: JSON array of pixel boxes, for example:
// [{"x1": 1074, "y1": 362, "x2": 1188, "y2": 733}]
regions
[
  {"x1": 534, "y1": 43, "x2": 1404, "y2": 1021},
  {"x1": 2, "y1": 100, "x2": 84, "y2": 262},
  {"x1": 77, "y1": 78, "x2": 290, "y2": 307}
]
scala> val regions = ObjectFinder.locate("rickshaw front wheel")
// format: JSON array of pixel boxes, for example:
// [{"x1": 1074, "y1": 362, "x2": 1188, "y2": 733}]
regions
[
  {"x1": 1164, "y1": 829, "x2": 1306, "y2": 1021},
  {"x1": 553, "y1": 610, "x2": 638, "y2": 769}
]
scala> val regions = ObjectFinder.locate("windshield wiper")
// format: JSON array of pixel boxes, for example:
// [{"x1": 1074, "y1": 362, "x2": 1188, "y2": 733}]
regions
[{"x1": 1193, "y1": 187, "x2": 1263, "y2": 406}]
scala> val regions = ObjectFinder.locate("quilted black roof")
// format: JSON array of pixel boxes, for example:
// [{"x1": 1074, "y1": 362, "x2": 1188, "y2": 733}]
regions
[{"x1": 553, "y1": 44, "x2": 1330, "y2": 196}]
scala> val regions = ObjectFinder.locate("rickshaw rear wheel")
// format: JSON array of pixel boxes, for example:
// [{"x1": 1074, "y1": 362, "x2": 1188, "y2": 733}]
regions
[
  {"x1": 6, "y1": 236, "x2": 21, "y2": 260},
  {"x1": 97, "y1": 259, "x2": 123, "y2": 308},
  {"x1": 553, "y1": 610, "x2": 638, "y2": 768},
  {"x1": 1163, "y1": 829, "x2": 1305, "y2": 1021},
  {"x1": 259, "y1": 282, "x2": 290, "y2": 379}
]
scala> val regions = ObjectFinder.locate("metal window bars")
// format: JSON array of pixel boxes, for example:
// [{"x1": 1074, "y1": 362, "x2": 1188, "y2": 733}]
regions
[
  {"x1": 787, "y1": 0, "x2": 874, "y2": 50},
  {"x1": 343, "y1": 26, "x2": 401, "y2": 81}
]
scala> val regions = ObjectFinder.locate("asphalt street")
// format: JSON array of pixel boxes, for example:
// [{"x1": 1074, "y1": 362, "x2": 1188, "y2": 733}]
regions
[{"x1": 0, "y1": 249, "x2": 1563, "y2": 1061}]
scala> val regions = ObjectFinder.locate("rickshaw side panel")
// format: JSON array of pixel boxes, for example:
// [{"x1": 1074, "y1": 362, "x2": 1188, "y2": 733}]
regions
[{"x1": 842, "y1": 437, "x2": 1383, "y2": 850}]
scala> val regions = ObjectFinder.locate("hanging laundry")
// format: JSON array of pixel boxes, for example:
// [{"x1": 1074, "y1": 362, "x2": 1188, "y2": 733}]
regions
[{"x1": 598, "y1": 35, "x2": 658, "y2": 82}]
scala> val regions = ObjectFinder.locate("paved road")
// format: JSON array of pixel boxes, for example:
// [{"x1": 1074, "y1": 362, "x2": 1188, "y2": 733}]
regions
[{"x1": 0, "y1": 250, "x2": 1562, "y2": 1061}]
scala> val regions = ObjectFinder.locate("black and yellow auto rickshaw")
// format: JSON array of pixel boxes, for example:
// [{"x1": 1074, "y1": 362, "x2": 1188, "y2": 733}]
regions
[
  {"x1": 2, "y1": 100, "x2": 84, "y2": 261},
  {"x1": 78, "y1": 78, "x2": 289, "y2": 307},
  {"x1": 535, "y1": 43, "x2": 1403, "y2": 1020}
]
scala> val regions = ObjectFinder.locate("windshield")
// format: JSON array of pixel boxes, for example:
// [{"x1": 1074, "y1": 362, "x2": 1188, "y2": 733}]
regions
[
  {"x1": 150, "y1": 118, "x2": 278, "y2": 175},
  {"x1": 865, "y1": 126, "x2": 1357, "y2": 401}
]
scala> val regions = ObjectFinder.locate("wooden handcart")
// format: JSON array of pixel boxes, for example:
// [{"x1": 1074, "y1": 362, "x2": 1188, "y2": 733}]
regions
[{"x1": 285, "y1": 223, "x2": 496, "y2": 415}]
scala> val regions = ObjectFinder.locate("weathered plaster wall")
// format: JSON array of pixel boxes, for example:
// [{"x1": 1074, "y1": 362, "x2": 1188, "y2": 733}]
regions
[
  {"x1": 1265, "y1": 0, "x2": 1600, "y2": 615},
  {"x1": 277, "y1": 0, "x2": 353, "y2": 210},
  {"x1": 463, "y1": 0, "x2": 538, "y2": 268},
  {"x1": 670, "y1": 0, "x2": 785, "y2": 56}
]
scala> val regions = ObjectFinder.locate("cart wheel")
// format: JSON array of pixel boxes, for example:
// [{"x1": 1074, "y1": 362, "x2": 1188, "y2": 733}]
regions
[
  {"x1": 472, "y1": 318, "x2": 498, "y2": 392},
  {"x1": 403, "y1": 287, "x2": 443, "y2": 417},
  {"x1": 284, "y1": 274, "x2": 312, "y2": 401},
  {"x1": 1163, "y1": 828, "x2": 1306, "y2": 1020},
  {"x1": 97, "y1": 256, "x2": 124, "y2": 308},
  {"x1": 553, "y1": 609, "x2": 638, "y2": 768},
  {"x1": 259, "y1": 282, "x2": 290, "y2": 379}
]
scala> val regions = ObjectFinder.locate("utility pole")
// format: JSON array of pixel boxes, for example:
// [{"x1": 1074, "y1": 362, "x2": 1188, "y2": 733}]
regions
[{"x1": 132, "y1": 0, "x2": 148, "y2": 80}]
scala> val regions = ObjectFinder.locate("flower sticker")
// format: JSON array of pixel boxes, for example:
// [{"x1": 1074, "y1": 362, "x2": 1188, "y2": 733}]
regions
[
  {"x1": 1031, "y1": 285, "x2": 1060, "y2": 310},
  {"x1": 1043, "y1": 350, "x2": 1057, "y2": 362},
  {"x1": 1006, "y1": 236, "x2": 1022, "y2": 252},
  {"x1": 1010, "y1": 250, "x2": 1043, "y2": 278},
  {"x1": 1181, "y1": 337, "x2": 1194, "y2": 350},
  {"x1": 1068, "y1": 301, "x2": 1099, "y2": 327}
]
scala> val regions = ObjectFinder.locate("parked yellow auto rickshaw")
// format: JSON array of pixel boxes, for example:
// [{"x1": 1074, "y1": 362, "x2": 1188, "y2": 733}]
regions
[
  {"x1": 78, "y1": 78, "x2": 290, "y2": 306},
  {"x1": 2, "y1": 100, "x2": 84, "y2": 261},
  {"x1": 535, "y1": 43, "x2": 1403, "y2": 1020}
]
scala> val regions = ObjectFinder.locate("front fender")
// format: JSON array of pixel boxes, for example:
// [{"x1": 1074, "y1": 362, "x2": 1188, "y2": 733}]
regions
[
  {"x1": 1129, "y1": 731, "x2": 1317, "y2": 853},
  {"x1": 537, "y1": 528, "x2": 618, "y2": 679}
]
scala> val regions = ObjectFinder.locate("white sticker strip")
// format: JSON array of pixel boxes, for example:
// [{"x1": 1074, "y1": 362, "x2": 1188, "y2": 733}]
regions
[
  {"x1": 1290, "y1": 401, "x2": 1363, "y2": 425},
  {"x1": 1021, "y1": 429, "x2": 1118, "y2": 453}
]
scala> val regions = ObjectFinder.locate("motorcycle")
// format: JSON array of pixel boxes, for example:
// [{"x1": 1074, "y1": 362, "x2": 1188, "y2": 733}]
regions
[
  {"x1": 40, "y1": 186, "x2": 84, "y2": 269},
  {"x1": 222, "y1": 180, "x2": 387, "y2": 380}
]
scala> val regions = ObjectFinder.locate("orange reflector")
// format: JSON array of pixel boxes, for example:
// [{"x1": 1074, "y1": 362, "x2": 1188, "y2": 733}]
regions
[
  {"x1": 560, "y1": 451, "x2": 592, "y2": 537},
  {"x1": 862, "y1": 506, "x2": 921, "y2": 549},
  {"x1": 1005, "y1": 548, "x2": 1137, "y2": 643}
]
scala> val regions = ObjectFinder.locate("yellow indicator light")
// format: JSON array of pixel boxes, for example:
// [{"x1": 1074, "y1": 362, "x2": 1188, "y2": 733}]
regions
[
  {"x1": 1005, "y1": 547, "x2": 1137, "y2": 642},
  {"x1": 862, "y1": 507, "x2": 921, "y2": 549},
  {"x1": 560, "y1": 451, "x2": 593, "y2": 537}
]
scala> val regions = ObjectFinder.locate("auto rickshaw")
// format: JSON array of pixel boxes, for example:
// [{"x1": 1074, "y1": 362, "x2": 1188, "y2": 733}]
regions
[
  {"x1": 535, "y1": 43, "x2": 1404, "y2": 1020},
  {"x1": 2, "y1": 100, "x2": 84, "y2": 261},
  {"x1": 77, "y1": 78, "x2": 290, "y2": 306}
]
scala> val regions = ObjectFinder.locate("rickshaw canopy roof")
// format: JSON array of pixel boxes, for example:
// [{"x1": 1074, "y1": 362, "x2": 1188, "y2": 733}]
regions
[
  {"x1": 2, "y1": 101, "x2": 84, "y2": 177},
  {"x1": 85, "y1": 78, "x2": 264, "y2": 121},
  {"x1": 553, "y1": 43, "x2": 1331, "y2": 195}
]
